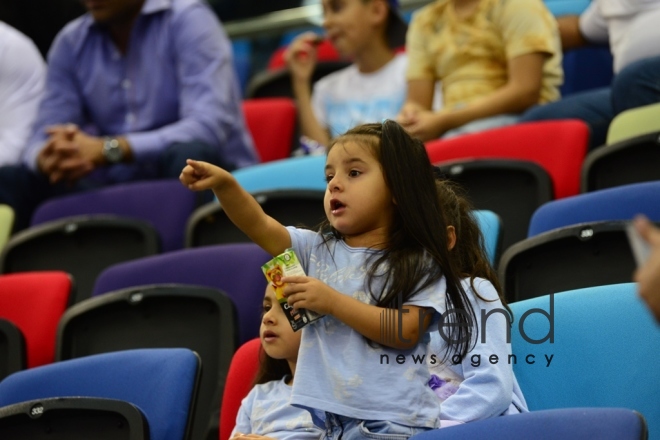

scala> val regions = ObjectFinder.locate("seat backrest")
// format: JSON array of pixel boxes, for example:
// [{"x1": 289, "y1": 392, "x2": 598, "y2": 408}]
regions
[
  {"x1": 56, "y1": 284, "x2": 237, "y2": 440},
  {"x1": 219, "y1": 338, "x2": 262, "y2": 440},
  {"x1": 472, "y1": 210, "x2": 501, "y2": 266},
  {"x1": 0, "y1": 272, "x2": 71, "y2": 368},
  {"x1": 529, "y1": 181, "x2": 660, "y2": 237},
  {"x1": 0, "y1": 205, "x2": 14, "y2": 252},
  {"x1": 0, "y1": 348, "x2": 201, "y2": 440},
  {"x1": 246, "y1": 61, "x2": 351, "y2": 99},
  {"x1": 510, "y1": 284, "x2": 660, "y2": 438},
  {"x1": 0, "y1": 217, "x2": 160, "y2": 304},
  {"x1": 580, "y1": 131, "x2": 660, "y2": 192},
  {"x1": 607, "y1": 102, "x2": 660, "y2": 145},
  {"x1": 425, "y1": 120, "x2": 589, "y2": 199},
  {"x1": 243, "y1": 98, "x2": 297, "y2": 163},
  {"x1": 499, "y1": 221, "x2": 636, "y2": 302},
  {"x1": 0, "y1": 319, "x2": 25, "y2": 381},
  {"x1": 231, "y1": 155, "x2": 326, "y2": 193},
  {"x1": 0, "y1": 397, "x2": 149, "y2": 440},
  {"x1": 92, "y1": 244, "x2": 270, "y2": 344},
  {"x1": 438, "y1": 159, "x2": 553, "y2": 252},
  {"x1": 31, "y1": 180, "x2": 197, "y2": 252},
  {"x1": 186, "y1": 190, "x2": 326, "y2": 248},
  {"x1": 407, "y1": 408, "x2": 647, "y2": 440}
]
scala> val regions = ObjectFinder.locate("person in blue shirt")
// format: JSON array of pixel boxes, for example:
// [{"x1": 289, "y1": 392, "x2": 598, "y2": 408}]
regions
[
  {"x1": 0, "y1": 0, "x2": 258, "y2": 231},
  {"x1": 230, "y1": 284, "x2": 323, "y2": 440},
  {"x1": 181, "y1": 120, "x2": 502, "y2": 439}
]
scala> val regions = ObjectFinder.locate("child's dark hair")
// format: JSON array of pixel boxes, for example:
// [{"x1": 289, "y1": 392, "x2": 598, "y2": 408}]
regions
[
  {"x1": 435, "y1": 179, "x2": 511, "y2": 313},
  {"x1": 253, "y1": 347, "x2": 291, "y2": 386},
  {"x1": 323, "y1": 120, "x2": 476, "y2": 360}
]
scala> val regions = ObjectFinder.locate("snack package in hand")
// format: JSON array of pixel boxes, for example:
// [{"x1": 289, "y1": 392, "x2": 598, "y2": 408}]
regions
[{"x1": 262, "y1": 249, "x2": 323, "y2": 331}]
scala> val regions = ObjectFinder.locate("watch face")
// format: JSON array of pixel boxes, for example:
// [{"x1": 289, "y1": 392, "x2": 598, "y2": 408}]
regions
[{"x1": 103, "y1": 138, "x2": 123, "y2": 163}]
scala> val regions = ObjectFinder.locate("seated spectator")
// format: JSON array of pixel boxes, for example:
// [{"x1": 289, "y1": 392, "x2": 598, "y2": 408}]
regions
[
  {"x1": 285, "y1": 0, "x2": 409, "y2": 148},
  {"x1": 0, "y1": 21, "x2": 45, "y2": 167},
  {"x1": 397, "y1": 0, "x2": 562, "y2": 141},
  {"x1": 0, "y1": 0, "x2": 258, "y2": 231},
  {"x1": 520, "y1": 0, "x2": 660, "y2": 150}
]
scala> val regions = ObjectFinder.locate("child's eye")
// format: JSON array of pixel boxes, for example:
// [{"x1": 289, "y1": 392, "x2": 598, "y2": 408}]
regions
[
  {"x1": 348, "y1": 170, "x2": 361, "y2": 178},
  {"x1": 325, "y1": 174, "x2": 334, "y2": 183},
  {"x1": 262, "y1": 304, "x2": 271, "y2": 313}
]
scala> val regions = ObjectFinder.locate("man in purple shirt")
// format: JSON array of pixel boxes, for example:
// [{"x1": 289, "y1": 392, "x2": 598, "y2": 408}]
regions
[{"x1": 0, "y1": 0, "x2": 258, "y2": 230}]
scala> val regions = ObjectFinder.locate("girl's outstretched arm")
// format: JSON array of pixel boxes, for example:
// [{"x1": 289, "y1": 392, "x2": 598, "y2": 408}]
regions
[
  {"x1": 282, "y1": 275, "x2": 433, "y2": 350},
  {"x1": 180, "y1": 159, "x2": 291, "y2": 256}
]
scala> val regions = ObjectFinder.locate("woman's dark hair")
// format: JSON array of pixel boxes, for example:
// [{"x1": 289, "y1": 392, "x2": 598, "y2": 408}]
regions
[
  {"x1": 322, "y1": 120, "x2": 477, "y2": 361},
  {"x1": 436, "y1": 179, "x2": 511, "y2": 314},
  {"x1": 253, "y1": 347, "x2": 291, "y2": 386}
]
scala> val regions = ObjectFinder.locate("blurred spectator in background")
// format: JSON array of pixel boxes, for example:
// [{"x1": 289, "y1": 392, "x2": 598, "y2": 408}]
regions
[
  {"x1": 285, "y1": 0, "x2": 409, "y2": 148},
  {"x1": 521, "y1": 0, "x2": 660, "y2": 150},
  {"x1": 398, "y1": 0, "x2": 562, "y2": 141},
  {"x1": 0, "y1": 0, "x2": 258, "y2": 231},
  {"x1": 0, "y1": 21, "x2": 45, "y2": 167}
]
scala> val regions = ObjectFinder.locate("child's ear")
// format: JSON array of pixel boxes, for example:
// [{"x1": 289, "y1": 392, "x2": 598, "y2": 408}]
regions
[
  {"x1": 447, "y1": 226, "x2": 456, "y2": 251},
  {"x1": 369, "y1": 0, "x2": 390, "y2": 24}
]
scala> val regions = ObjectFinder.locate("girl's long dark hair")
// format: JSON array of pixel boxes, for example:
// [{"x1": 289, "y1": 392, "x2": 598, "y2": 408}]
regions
[
  {"x1": 436, "y1": 179, "x2": 511, "y2": 315},
  {"x1": 253, "y1": 347, "x2": 291, "y2": 386},
  {"x1": 322, "y1": 120, "x2": 477, "y2": 361}
]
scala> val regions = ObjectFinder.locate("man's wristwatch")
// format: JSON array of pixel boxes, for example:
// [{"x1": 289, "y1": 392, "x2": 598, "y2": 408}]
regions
[{"x1": 102, "y1": 137, "x2": 124, "y2": 163}]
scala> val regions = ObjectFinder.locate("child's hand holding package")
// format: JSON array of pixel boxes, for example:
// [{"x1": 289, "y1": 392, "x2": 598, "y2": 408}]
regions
[{"x1": 262, "y1": 249, "x2": 323, "y2": 331}]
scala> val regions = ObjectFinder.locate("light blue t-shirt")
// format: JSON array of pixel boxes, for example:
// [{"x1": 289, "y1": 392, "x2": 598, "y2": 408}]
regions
[
  {"x1": 231, "y1": 377, "x2": 322, "y2": 440},
  {"x1": 287, "y1": 227, "x2": 445, "y2": 429},
  {"x1": 427, "y1": 278, "x2": 528, "y2": 423}
]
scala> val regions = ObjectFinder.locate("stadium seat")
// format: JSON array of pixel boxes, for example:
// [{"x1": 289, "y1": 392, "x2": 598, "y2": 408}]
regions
[
  {"x1": 529, "y1": 181, "x2": 660, "y2": 236},
  {"x1": 0, "y1": 272, "x2": 72, "y2": 368},
  {"x1": 246, "y1": 61, "x2": 350, "y2": 99},
  {"x1": 0, "y1": 205, "x2": 14, "y2": 252},
  {"x1": 0, "y1": 348, "x2": 201, "y2": 440},
  {"x1": 607, "y1": 102, "x2": 660, "y2": 145},
  {"x1": 57, "y1": 285, "x2": 238, "y2": 440},
  {"x1": 243, "y1": 98, "x2": 297, "y2": 163},
  {"x1": 231, "y1": 155, "x2": 327, "y2": 193},
  {"x1": 0, "y1": 319, "x2": 25, "y2": 382},
  {"x1": 510, "y1": 284, "x2": 659, "y2": 438}
]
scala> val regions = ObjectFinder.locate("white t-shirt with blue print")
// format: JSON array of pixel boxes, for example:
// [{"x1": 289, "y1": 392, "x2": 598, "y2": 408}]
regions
[
  {"x1": 287, "y1": 227, "x2": 445, "y2": 429},
  {"x1": 231, "y1": 377, "x2": 322, "y2": 439},
  {"x1": 311, "y1": 53, "x2": 408, "y2": 139}
]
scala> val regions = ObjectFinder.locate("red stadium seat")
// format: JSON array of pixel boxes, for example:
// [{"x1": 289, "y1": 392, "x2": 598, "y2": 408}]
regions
[
  {"x1": 426, "y1": 120, "x2": 589, "y2": 199},
  {"x1": 219, "y1": 338, "x2": 262, "y2": 440},
  {"x1": 267, "y1": 38, "x2": 342, "y2": 70},
  {"x1": 0, "y1": 272, "x2": 72, "y2": 368},
  {"x1": 243, "y1": 98, "x2": 297, "y2": 163}
]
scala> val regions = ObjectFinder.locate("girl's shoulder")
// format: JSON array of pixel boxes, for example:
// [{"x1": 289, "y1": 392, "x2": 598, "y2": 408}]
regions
[{"x1": 460, "y1": 277, "x2": 500, "y2": 302}]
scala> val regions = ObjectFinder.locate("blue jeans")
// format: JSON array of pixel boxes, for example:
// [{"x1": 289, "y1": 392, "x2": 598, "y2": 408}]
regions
[
  {"x1": 520, "y1": 54, "x2": 660, "y2": 150},
  {"x1": 0, "y1": 141, "x2": 221, "y2": 231},
  {"x1": 322, "y1": 414, "x2": 432, "y2": 440}
]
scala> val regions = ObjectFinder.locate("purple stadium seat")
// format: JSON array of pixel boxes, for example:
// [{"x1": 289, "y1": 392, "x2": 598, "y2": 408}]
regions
[
  {"x1": 31, "y1": 180, "x2": 197, "y2": 252},
  {"x1": 92, "y1": 243, "x2": 271, "y2": 344}
]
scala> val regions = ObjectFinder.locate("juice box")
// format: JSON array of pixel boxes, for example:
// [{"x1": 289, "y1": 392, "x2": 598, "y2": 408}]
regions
[{"x1": 261, "y1": 249, "x2": 322, "y2": 331}]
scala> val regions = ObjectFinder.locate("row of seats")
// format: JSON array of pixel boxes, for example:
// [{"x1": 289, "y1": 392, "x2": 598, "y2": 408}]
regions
[{"x1": 2, "y1": 279, "x2": 658, "y2": 439}]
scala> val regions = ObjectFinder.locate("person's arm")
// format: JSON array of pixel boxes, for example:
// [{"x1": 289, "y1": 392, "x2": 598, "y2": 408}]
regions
[
  {"x1": 633, "y1": 216, "x2": 660, "y2": 323},
  {"x1": 557, "y1": 15, "x2": 588, "y2": 50},
  {"x1": 21, "y1": 27, "x2": 87, "y2": 173},
  {"x1": 125, "y1": 3, "x2": 257, "y2": 168},
  {"x1": 180, "y1": 159, "x2": 290, "y2": 256},
  {"x1": 286, "y1": 33, "x2": 331, "y2": 146},
  {"x1": 0, "y1": 25, "x2": 45, "y2": 167},
  {"x1": 282, "y1": 274, "x2": 433, "y2": 349},
  {"x1": 403, "y1": 52, "x2": 547, "y2": 141},
  {"x1": 397, "y1": 79, "x2": 435, "y2": 127}
]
